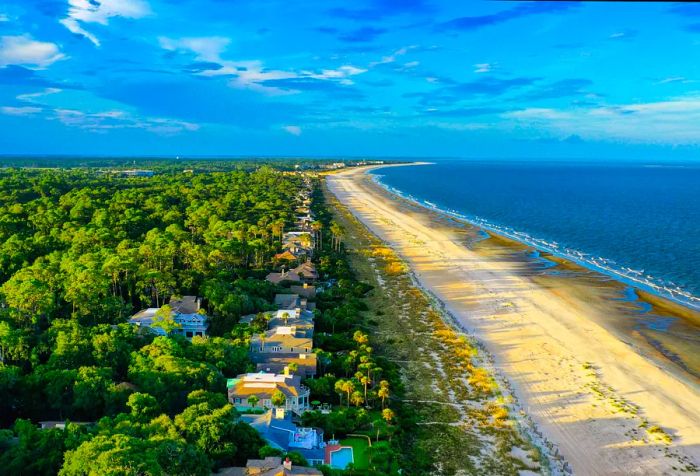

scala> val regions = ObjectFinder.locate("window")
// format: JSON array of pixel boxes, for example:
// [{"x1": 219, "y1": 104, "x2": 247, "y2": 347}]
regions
[{"x1": 186, "y1": 331, "x2": 193, "y2": 338}]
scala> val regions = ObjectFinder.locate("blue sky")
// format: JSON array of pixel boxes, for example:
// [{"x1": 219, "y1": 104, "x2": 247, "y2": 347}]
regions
[{"x1": 1, "y1": 0, "x2": 700, "y2": 159}]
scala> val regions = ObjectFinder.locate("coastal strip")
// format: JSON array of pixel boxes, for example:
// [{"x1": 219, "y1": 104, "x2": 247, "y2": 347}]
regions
[{"x1": 326, "y1": 164, "x2": 700, "y2": 475}]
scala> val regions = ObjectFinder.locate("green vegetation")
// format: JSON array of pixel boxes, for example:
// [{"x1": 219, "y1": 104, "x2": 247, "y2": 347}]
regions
[{"x1": 0, "y1": 165, "x2": 302, "y2": 473}]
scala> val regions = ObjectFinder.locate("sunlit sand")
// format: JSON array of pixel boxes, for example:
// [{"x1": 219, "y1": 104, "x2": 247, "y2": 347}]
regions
[{"x1": 328, "y1": 164, "x2": 700, "y2": 475}]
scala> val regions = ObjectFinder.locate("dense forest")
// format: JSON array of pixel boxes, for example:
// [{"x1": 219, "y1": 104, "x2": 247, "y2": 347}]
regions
[
  {"x1": 0, "y1": 164, "x2": 415, "y2": 475},
  {"x1": 0, "y1": 166, "x2": 301, "y2": 473}
]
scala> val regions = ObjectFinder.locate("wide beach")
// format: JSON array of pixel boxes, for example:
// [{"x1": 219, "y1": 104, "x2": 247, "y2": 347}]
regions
[{"x1": 327, "y1": 163, "x2": 700, "y2": 475}]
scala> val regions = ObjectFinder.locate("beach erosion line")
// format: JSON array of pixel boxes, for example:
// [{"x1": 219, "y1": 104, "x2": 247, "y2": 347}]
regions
[{"x1": 368, "y1": 166, "x2": 700, "y2": 312}]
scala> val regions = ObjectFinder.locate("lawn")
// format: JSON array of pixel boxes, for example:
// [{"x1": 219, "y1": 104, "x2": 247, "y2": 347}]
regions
[{"x1": 339, "y1": 437, "x2": 370, "y2": 470}]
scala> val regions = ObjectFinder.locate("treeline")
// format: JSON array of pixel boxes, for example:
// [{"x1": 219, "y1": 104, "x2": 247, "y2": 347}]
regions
[{"x1": 0, "y1": 166, "x2": 305, "y2": 473}]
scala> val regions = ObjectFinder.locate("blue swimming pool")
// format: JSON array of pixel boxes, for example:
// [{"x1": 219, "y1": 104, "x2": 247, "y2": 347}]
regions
[{"x1": 330, "y1": 447, "x2": 354, "y2": 469}]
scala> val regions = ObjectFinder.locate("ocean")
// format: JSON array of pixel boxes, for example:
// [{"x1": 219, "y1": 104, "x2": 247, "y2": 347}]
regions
[{"x1": 371, "y1": 160, "x2": 700, "y2": 310}]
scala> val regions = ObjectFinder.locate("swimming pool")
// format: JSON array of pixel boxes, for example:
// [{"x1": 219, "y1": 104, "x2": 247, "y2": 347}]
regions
[{"x1": 330, "y1": 446, "x2": 354, "y2": 469}]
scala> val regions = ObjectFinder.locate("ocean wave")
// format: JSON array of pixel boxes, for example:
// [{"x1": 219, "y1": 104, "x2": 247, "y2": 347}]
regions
[{"x1": 370, "y1": 173, "x2": 700, "y2": 311}]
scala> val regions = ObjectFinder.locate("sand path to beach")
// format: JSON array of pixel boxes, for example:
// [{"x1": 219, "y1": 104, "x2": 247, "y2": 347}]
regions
[{"x1": 327, "y1": 165, "x2": 700, "y2": 475}]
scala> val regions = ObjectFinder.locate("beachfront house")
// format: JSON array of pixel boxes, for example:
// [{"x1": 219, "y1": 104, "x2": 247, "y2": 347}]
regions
[
  {"x1": 274, "y1": 293, "x2": 307, "y2": 311},
  {"x1": 217, "y1": 456, "x2": 323, "y2": 476},
  {"x1": 291, "y1": 261, "x2": 319, "y2": 283},
  {"x1": 129, "y1": 296, "x2": 208, "y2": 339},
  {"x1": 250, "y1": 325, "x2": 313, "y2": 355},
  {"x1": 227, "y1": 372, "x2": 311, "y2": 416},
  {"x1": 241, "y1": 411, "x2": 326, "y2": 467},
  {"x1": 265, "y1": 269, "x2": 302, "y2": 285}
]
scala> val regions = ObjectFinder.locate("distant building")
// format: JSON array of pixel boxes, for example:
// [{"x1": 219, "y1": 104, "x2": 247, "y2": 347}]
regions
[
  {"x1": 39, "y1": 421, "x2": 93, "y2": 430},
  {"x1": 217, "y1": 456, "x2": 323, "y2": 475},
  {"x1": 129, "y1": 295, "x2": 208, "y2": 339},
  {"x1": 123, "y1": 169, "x2": 154, "y2": 177},
  {"x1": 227, "y1": 372, "x2": 310, "y2": 416}
]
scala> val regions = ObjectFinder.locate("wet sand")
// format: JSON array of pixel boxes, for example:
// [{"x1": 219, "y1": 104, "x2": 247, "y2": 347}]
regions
[{"x1": 327, "y1": 163, "x2": 700, "y2": 475}]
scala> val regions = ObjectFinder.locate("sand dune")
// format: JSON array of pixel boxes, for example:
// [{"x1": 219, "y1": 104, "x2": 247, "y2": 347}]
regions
[{"x1": 327, "y1": 165, "x2": 700, "y2": 475}]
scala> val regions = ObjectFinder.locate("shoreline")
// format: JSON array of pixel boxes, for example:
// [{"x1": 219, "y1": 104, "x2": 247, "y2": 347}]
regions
[
  {"x1": 369, "y1": 163, "x2": 699, "y2": 313},
  {"x1": 326, "y1": 164, "x2": 700, "y2": 475}
]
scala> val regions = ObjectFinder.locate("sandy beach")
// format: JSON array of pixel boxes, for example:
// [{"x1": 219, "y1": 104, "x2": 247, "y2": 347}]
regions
[{"x1": 327, "y1": 164, "x2": 700, "y2": 475}]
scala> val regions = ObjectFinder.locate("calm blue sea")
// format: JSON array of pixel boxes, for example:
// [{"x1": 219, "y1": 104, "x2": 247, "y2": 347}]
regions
[{"x1": 371, "y1": 160, "x2": 700, "y2": 310}]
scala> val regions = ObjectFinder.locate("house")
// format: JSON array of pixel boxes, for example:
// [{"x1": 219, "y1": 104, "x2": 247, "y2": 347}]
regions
[
  {"x1": 123, "y1": 169, "x2": 154, "y2": 177},
  {"x1": 253, "y1": 353, "x2": 317, "y2": 378},
  {"x1": 267, "y1": 309, "x2": 314, "y2": 336},
  {"x1": 242, "y1": 411, "x2": 326, "y2": 467},
  {"x1": 290, "y1": 261, "x2": 318, "y2": 283},
  {"x1": 282, "y1": 232, "x2": 314, "y2": 252},
  {"x1": 266, "y1": 270, "x2": 302, "y2": 285},
  {"x1": 217, "y1": 456, "x2": 323, "y2": 476},
  {"x1": 274, "y1": 250, "x2": 303, "y2": 262},
  {"x1": 274, "y1": 294, "x2": 307, "y2": 311},
  {"x1": 289, "y1": 284, "x2": 316, "y2": 300},
  {"x1": 227, "y1": 372, "x2": 310, "y2": 416},
  {"x1": 128, "y1": 295, "x2": 208, "y2": 339},
  {"x1": 39, "y1": 421, "x2": 93, "y2": 430},
  {"x1": 250, "y1": 326, "x2": 313, "y2": 354}
]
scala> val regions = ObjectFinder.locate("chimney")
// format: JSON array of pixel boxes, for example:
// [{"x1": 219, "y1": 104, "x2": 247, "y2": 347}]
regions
[
  {"x1": 275, "y1": 407, "x2": 285, "y2": 420},
  {"x1": 283, "y1": 366, "x2": 290, "y2": 376},
  {"x1": 303, "y1": 283, "x2": 308, "y2": 289},
  {"x1": 283, "y1": 458, "x2": 292, "y2": 470}
]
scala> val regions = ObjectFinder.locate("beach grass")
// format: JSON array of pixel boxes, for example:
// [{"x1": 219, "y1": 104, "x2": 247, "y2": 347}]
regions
[{"x1": 323, "y1": 181, "x2": 544, "y2": 475}]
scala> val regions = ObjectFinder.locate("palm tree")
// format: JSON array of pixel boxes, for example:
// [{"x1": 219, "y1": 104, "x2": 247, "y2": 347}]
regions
[
  {"x1": 247, "y1": 395, "x2": 259, "y2": 409},
  {"x1": 361, "y1": 376, "x2": 371, "y2": 404},
  {"x1": 271, "y1": 390, "x2": 286, "y2": 409},
  {"x1": 334, "y1": 379, "x2": 347, "y2": 406},
  {"x1": 341, "y1": 380, "x2": 355, "y2": 408},
  {"x1": 281, "y1": 312, "x2": 290, "y2": 326},
  {"x1": 382, "y1": 408, "x2": 395, "y2": 424},
  {"x1": 378, "y1": 380, "x2": 390, "y2": 409},
  {"x1": 351, "y1": 390, "x2": 364, "y2": 407},
  {"x1": 311, "y1": 221, "x2": 323, "y2": 249},
  {"x1": 330, "y1": 221, "x2": 343, "y2": 251}
]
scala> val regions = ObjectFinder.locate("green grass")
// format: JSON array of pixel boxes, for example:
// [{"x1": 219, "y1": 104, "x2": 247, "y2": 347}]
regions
[{"x1": 339, "y1": 437, "x2": 371, "y2": 470}]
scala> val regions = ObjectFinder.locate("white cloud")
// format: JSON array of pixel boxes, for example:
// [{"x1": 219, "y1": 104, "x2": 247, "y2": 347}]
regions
[
  {"x1": 159, "y1": 36, "x2": 231, "y2": 62},
  {"x1": 1, "y1": 106, "x2": 42, "y2": 116},
  {"x1": 61, "y1": 0, "x2": 151, "y2": 47},
  {"x1": 474, "y1": 63, "x2": 493, "y2": 74},
  {"x1": 283, "y1": 125, "x2": 302, "y2": 136},
  {"x1": 160, "y1": 36, "x2": 367, "y2": 94},
  {"x1": 369, "y1": 46, "x2": 416, "y2": 67},
  {"x1": 17, "y1": 88, "x2": 62, "y2": 103},
  {"x1": 504, "y1": 95, "x2": 700, "y2": 144},
  {"x1": 0, "y1": 35, "x2": 65, "y2": 69},
  {"x1": 60, "y1": 18, "x2": 100, "y2": 46}
]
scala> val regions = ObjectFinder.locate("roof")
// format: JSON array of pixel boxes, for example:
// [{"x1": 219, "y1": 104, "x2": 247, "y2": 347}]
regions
[
  {"x1": 289, "y1": 285, "x2": 316, "y2": 299},
  {"x1": 216, "y1": 456, "x2": 323, "y2": 476},
  {"x1": 168, "y1": 295, "x2": 201, "y2": 314},
  {"x1": 291, "y1": 261, "x2": 318, "y2": 280},
  {"x1": 266, "y1": 271, "x2": 301, "y2": 285},
  {"x1": 252, "y1": 331, "x2": 312, "y2": 350},
  {"x1": 228, "y1": 372, "x2": 306, "y2": 399},
  {"x1": 242, "y1": 414, "x2": 326, "y2": 467},
  {"x1": 254, "y1": 353, "x2": 318, "y2": 376},
  {"x1": 274, "y1": 294, "x2": 301, "y2": 310},
  {"x1": 275, "y1": 250, "x2": 302, "y2": 262}
]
